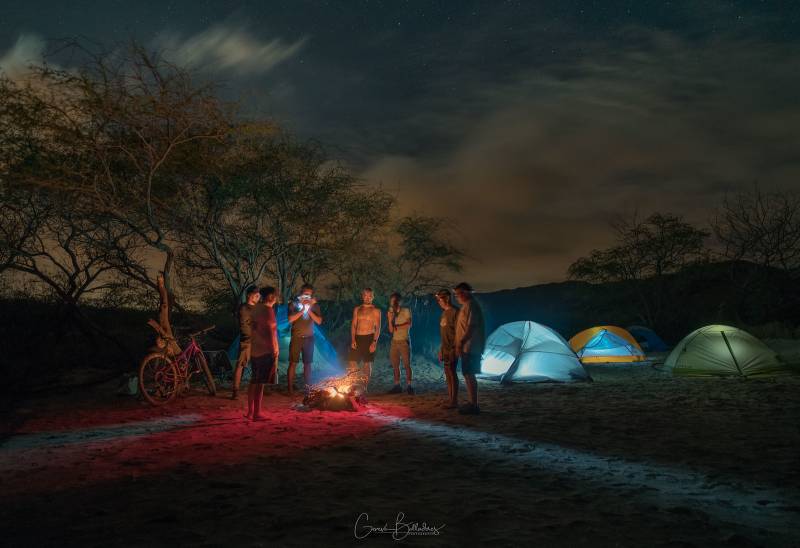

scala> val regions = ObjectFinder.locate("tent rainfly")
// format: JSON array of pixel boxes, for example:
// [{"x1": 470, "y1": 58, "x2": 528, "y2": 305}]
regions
[
  {"x1": 569, "y1": 326, "x2": 646, "y2": 364},
  {"x1": 627, "y1": 325, "x2": 669, "y2": 352},
  {"x1": 480, "y1": 321, "x2": 590, "y2": 383},
  {"x1": 665, "y1": 325, "x2": 788, "y2": 377}
]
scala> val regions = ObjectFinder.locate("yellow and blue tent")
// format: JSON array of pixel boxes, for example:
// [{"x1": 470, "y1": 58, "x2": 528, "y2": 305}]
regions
[{"x1": 569, "y1": 325, "x2": 646, "y2": 364}]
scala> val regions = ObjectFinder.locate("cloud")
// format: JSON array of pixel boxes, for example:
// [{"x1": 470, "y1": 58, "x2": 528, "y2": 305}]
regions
[
  {"x1": 362, "y1": 31, "x2": 800, "y2": 290},
  {"x1": 0, "y1": 33, "x2": 46, "y2": 81},
  {"x1": 156, "y1": 25, "x2": 306, "y2": 75}
]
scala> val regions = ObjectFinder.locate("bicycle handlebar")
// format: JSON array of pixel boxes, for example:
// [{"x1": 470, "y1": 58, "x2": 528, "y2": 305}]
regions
[{"x1": 188, "y1": 325, "x2": 216, "y2": 339}]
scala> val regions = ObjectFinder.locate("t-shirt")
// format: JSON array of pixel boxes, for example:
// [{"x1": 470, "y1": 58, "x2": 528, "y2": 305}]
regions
[
  {"x1": 239, "y1": 303, "x2": 255, "y2": 346},
  {"x1": 251, "y1": 304, "x2": 277, "y2": 357},
  {"x1": 289, "y1": 299, "x2": 322, "y2": 338},
  {"x1": 389, "y1": 307, "x2": 412, "y2": 342},
  {"x1": 439, "y1": 307, "x2": 458, "y2": 355},
  {"x1": 455, "y1": 298, "x2": 485, "y2": 356}
]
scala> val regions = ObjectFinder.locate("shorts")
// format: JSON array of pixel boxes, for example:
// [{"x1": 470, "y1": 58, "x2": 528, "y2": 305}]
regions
[
  {"x1": 289, "y1": 335, "x2": 314, "y2": 364},
  {"x1": 390, "y1": 340, "x2": 411, "y2": 369},
  {"x1": 348, "y1": 334, "x2": 376, "y2": 363},
  {"x1": 459, "y1": 353, "x2": 482, "y2": 375},
  {"x1": 250, "y1": 353, "x2": 276, "y2": 384}
]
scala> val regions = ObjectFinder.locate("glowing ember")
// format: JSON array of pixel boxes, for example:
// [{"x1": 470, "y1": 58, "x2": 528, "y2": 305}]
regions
[{"x1": 303, "y1": 372, "x2": 368, "y2": 411}]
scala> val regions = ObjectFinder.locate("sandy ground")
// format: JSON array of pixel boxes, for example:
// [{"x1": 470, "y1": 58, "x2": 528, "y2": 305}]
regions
[{"x1": 1, "y1": 350, "x2": 800, "y2": 548}]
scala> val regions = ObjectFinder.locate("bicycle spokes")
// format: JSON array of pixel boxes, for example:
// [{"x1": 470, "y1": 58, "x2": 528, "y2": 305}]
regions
[{"x1": 139, "y1": 354, "x2": 178, "y2": 405}]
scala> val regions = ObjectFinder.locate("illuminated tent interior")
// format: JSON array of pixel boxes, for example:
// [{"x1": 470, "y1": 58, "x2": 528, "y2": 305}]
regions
[
  {"x1": 479, "y1": 321, "x2": 590, "y2": 383},
  {"x1": 569, "y1": 326, "x2": 646, "y2": 364},
  {"x1": 665, "y1": 325, "x2": 788, "y2": 377},
  {"x1": 627, "y1": 325, "x2": 669, "y2": 352}
]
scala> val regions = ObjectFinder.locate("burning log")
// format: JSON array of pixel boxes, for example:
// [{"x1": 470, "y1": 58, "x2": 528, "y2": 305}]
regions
[{"x1": 302, "y1": 371, "x2": 369, "y2": 411}]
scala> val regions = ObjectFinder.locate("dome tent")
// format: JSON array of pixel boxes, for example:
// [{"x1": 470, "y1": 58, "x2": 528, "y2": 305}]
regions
[
  {"x1": 665, "y1": 325, "x2": 787, "y2": 377},
  {"x1": 569, "y1": 326, "x2": 646, "y2": 364},
  {"x1": 627, "y1": 325, "x2": 669, "y2": 352},
  {"x1": 479, "y1": 321, "x2": 590, "y2": 383}
]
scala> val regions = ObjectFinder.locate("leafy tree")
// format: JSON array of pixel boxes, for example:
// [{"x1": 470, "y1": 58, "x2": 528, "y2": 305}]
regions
[
  {"x1": 0, "y1": 40, "x2": 234, "y2": 341},
  {"x1": 258, "y1": 139, "x2": 395, "y2": 304},
  {"x1": 175, "y1": 125, "x2": 284, "y2": 311},
  {"x1": 392, "y1": 215, "x2": 464, "y2": 295},
  {"x1": 568, "y1": 212, "x2": 708, "y2": 328}
]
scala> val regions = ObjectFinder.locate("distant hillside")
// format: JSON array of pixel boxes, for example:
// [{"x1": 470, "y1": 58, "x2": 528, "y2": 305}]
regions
[{"x1": 475, "y1": 261, "x2": 800, "y2": 343}]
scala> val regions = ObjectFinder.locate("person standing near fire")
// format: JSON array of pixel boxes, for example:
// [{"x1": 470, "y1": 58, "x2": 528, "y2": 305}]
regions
[
  {"x1": 287, "y1": 283, "x2": 323, "y2": 397},
  {"x1": 246, "y1": 286, "x2": 279, "y2": 420},
  {"x1": 232, "y1": 285, "x2": 261, "y2": 399},
  {"x1": 454, "y1": 282, "x2": 485, "y2": 415},
  {"x1": 349, "y1": 288, "x2": 381, "y2": 390},
  {"x1": 435, "y1": 288, "x2": 459, "y2": 408},
  {"x1": 387, "y1": 292, "x2": 414, "y2": 394}
]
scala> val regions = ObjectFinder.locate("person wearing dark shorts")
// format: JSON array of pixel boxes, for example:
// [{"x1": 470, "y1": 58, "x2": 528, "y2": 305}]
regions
[
  {"x1": 287, "y1": 283, "x2": 322, "y2": 396},
  {"x1": 349, "y1": 288, "x2": 381, "y2": 390},
  {"x1": 232, "y1": 285, "x2": 261, "y2": 399},
  {"x1": 250, "y1": 354, "x2": 275, "y2": 384},
  {"x1": 454, "y1": 282, "x2": 485, "y2": 415},
  {"x1": 247, "y1": 286, "x2": 279, "y2": 420},
  {"x1": 349, "y1": 334, "x2": 377, "y2": 363},
  {"x1": 435, "y1": 289, "x2": 459, "y2": 409},
  {"x1": 289, "y1": 335, "x2": 315, "y2": 370}
]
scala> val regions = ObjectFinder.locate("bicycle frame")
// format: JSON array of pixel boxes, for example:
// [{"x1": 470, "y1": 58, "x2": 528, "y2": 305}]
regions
[
  {"x1": 139, "y1": 324, "x2": 217, "y2": 405},
  {"x1": 173, "y1": 337, "x2": 204, "y2": 384}
]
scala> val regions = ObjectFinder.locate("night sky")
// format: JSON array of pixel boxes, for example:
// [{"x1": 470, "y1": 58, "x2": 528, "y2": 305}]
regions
[{"x1": 2, "y1": 1, "x2": 798, "y2": 290}]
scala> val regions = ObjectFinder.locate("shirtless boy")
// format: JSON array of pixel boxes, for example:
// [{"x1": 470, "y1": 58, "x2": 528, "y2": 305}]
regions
[{"x1": 349, "y1": 288, "x2": 381, "y2": 389}]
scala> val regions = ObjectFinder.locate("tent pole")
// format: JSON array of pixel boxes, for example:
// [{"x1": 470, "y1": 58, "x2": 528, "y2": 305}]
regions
[
  {"x1": 501, "y1": 325, "x2": 531, "y2": 384},
  {"x1": 720, "y1": 331, "x2": 744, "y2": 377}
]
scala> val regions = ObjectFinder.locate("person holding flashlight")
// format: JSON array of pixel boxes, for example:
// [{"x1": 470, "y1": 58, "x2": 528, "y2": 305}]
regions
[{"x1": 287, "y1": 283, "x2": 322, "y2": 397}]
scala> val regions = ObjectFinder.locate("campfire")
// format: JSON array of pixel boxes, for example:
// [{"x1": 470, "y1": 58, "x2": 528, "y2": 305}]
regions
[{"x1": 303, "y1": 370, "x2": 369, "y2": 411}]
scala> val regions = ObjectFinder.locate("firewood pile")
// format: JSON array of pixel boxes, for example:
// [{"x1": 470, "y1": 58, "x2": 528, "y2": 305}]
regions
[{"x1": 302, "y1": 370, "x2": 369, "y2": 411}]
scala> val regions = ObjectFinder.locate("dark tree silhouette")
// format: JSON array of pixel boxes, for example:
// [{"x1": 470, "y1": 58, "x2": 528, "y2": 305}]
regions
[
  {"x1": 712, "y1": 185, "x2": 800, "y2": 320},
  {"x1": 0, "y1": 40, "x2": 234, "y2": 339},
  {"x1": 568, "y1": 212, "x2": 708, "y2": 329}
]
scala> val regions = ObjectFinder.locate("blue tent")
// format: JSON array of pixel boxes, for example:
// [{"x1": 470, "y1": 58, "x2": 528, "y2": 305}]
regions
[
  {"x1": 480, "y1": 321, "x2": 590, "y2": 383},
  {"x1": 627, "y1": 325, "x2": 669, "y2": 352},
  {"x1": 227, "y1": 305, "x2": 344, "y2": 381},
  {"x1": 569, "y1": 326, "x2": 646, "y2": 364}
]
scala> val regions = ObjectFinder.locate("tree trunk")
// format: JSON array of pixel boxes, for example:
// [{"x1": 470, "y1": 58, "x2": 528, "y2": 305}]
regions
[{"x1": 154, "y1": 248, "x2": 180, "y2": 355}]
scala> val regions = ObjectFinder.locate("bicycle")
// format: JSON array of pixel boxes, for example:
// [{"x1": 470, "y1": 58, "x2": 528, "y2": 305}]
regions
[{"x1": 138, "y1": 325, "x2": 217, "y2": 406}]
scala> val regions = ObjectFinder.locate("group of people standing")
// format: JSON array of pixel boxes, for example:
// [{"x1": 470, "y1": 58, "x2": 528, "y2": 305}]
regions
[{"x1": 232, "y1": 281, "x2": 486, "y2": 418}]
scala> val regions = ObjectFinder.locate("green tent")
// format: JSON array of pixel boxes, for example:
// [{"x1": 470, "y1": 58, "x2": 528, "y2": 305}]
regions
[{"x1": 666, "y1": 325, "x2": 788, "y2": 377}]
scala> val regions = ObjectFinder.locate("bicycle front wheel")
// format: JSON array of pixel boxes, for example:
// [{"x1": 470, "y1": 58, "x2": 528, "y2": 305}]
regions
[
  {"x1": 139, "y1": 353, "x2": 179, "y2": 406},
  {"x1": 194, "y1": 352, "x2": 217, "y2": 396}
]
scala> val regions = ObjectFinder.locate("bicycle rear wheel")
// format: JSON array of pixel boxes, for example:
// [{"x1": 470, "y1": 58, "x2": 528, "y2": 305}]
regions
[
  {"x1": 139, "y1": 353, "x2": 179, "y2": 406},
  {"x1": 194, "y1": 352, "x2": 217, "y2": 396}
]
